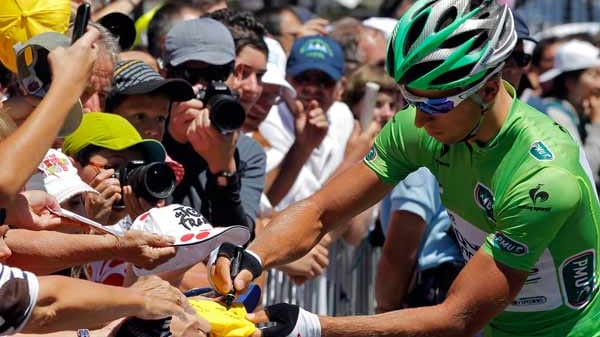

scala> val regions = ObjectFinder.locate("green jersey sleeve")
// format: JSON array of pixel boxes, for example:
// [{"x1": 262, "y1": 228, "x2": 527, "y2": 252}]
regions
[
  {"x1": 364, "y1": 106, "x2": 434, "y2": 185},
  {"x1": 484, "y1": 167, "x2": 581, "y2": 271}
]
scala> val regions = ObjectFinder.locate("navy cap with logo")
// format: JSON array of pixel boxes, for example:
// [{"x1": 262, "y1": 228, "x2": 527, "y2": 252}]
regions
[
  {"x1": 164, "y1": 17, "x2": 235, "y2": 67},
  {"x1": 287, "y1": 35, "x2": 345, "y2": 81},
  {"x1": 105, "y1": 59, "x2": 194, "y2": 112},
  {"x1": 513, "y1": 12, "x2": 537, "y2": 43}
]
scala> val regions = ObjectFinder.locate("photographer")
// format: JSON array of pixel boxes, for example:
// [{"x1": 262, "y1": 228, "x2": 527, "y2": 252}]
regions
[
  {"x1": 62, "y1": 112, "x2": 176, "y2": 285},
  {"x1": 162, "y1": 18, "x2": 266, "y2": 238}
]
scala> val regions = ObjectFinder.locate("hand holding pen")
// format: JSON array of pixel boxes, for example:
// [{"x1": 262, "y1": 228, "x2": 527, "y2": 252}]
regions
[{"x1": 225, "y1": 246, "x2": 243, "y2": 310}]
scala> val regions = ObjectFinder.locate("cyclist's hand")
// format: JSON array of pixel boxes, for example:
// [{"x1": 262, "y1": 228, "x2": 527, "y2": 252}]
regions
[
  {"x1": 247, "y1": 303, "x2": 322, "y2": 337},
  {"x1": 207, "y1": 243, "x2": 263, "y2": 296}
]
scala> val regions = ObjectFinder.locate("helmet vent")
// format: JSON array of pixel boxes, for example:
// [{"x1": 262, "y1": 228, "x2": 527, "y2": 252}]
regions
[
  {"x1": 471, "y1": 31, "x2": 489, "y2": 50},
  {"x1": 404, "y1": 12, "x2": 429, "y2": 56},
  {"x1": 431, "y1": 64, "x2": 473, "y2": 86},
  {"x1": 403, "y1": 60, "x2": 442, "y2": 84},
  {"x1": 434, "y1": 6, "x2": 458, "y2": 33},
  {"x1": 440, "y1": 29, "x2": 485, "y2": 49}
]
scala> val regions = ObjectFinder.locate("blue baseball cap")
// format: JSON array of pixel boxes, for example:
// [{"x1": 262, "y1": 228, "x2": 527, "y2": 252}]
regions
[
  {"x1": 514, "y1": 12, "x2": 537, "y2": 43},
  {"x1": 287, "y1": 35, "x2": 344, "y2": 81}
]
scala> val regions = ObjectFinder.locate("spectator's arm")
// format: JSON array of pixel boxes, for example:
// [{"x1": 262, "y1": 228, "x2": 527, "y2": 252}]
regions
[
  {"x1": 583, "y1": 123, "x2": 600, "y2": 183},
  {"x1": 4, "y1": 229, "x2": 175, "y2": 275},
  {"x1": 374, "y1": 210, "x2": 426, "y2": 313},
  {"x1": 204, "y1": 136, "x2": 266, "y2": 240},
  {"x1": 266, "y1": 141, "x2": 315, "y2": 207},
  {"x1": 23, "y1": 275, "x2": 188, "y2": 334}
]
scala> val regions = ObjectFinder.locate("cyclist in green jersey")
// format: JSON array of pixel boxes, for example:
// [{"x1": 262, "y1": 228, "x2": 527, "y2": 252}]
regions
[{"x1": 208, "y1": 0, "x2": 600, "y2": 336}]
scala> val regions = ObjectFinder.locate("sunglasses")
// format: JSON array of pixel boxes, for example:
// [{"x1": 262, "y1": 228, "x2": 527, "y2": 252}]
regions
[
  {"x1": 511, "y1": 50, "x2": 532, "y2": 68},
  {"x1": 293, "y1": 72, "x2": 336, "y2": 88},
  {"x1": 168, "y1": 62, "x2": 233, "y2": 85},
  {"x1": 400, "y1": 67, "x2": 502, "y2": 115}
]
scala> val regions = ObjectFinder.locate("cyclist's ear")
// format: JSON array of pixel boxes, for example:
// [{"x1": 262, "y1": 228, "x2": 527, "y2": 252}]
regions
[{"x1": 479, "y1": 77, "x2": 501, "y2": 103}]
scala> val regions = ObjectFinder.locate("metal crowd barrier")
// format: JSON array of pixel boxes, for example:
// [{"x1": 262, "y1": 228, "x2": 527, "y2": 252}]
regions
[{"x1": 263, "y1": 238, "x2": 382, "y2": 316}]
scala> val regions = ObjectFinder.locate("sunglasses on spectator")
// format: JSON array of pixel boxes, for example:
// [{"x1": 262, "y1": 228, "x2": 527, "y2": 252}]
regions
[
  {"x1": 292, "y1": 72, "x2": 336, "y2": 88},
  {"x1": 510, "y1": 50, "x2": 532, "y2": 67},
  {"x1": 400, "y1": 67, "x2": 501, "y2": 115},
  {"x1": 168, "y1": 62, "x2": 233, "y2": 85}
]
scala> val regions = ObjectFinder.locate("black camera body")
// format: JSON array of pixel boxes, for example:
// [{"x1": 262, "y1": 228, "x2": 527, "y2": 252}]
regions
[
  {"x1": 196, "y1": 81, "x2": 246, "y2": 133},
  {"x1": 112, "y1": 160, "x2": 176, "y2": 208}
]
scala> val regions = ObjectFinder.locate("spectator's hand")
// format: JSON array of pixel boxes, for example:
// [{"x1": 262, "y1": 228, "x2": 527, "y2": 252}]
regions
[
  {"x1": 296, "y1": 17, "x2": 330, "y2": 37},
  {"x1": 278, "y1": 241, "x2": 329, "y2": 284},
  {"x1": 84, "y1": 168, "x2": 121, "y2": 225},
  {"x1": 169, "y1": 99, "x2": 204, "y2": 143},
  {"x1": 130, "y1": 275, "x2": 188, "y2": 320},
  {"x1": 582, "y1": 95, "x2": 600, "y2": 124},
  {"x1": 344, "y1": 120, "x2": 381, "y2": 164},
  {"x1": 186, "y1": 108, "x2": 239, "y2": 174},
  {"x1": 293, "y1": 100, "x2": 329, "y2": 151},
  {"x1": 48, "y1": 28, "x2": 101, "y2": 99},
  {"x1": 115, "y1": 230, "x2": 176, "y2": 269},
  {"x1": 122, "y1": 185, "x2": 164, "y2": 221},
  {"x1": 5, "y1": 190, "x2": 64, "y2": 230},
  {"x1": 0, "y1": 225, "x2": 11, "y2": 263}
]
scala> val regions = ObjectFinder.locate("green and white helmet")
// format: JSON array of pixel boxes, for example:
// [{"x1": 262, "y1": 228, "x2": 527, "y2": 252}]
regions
[{"x1": 386, "y1": 0, "x2": 517, "y2": 90}]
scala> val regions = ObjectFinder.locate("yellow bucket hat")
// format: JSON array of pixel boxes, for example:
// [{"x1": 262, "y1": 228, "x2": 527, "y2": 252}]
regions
[{"x1": 0, "y1": 0, "x2": 71, "y2": 72}]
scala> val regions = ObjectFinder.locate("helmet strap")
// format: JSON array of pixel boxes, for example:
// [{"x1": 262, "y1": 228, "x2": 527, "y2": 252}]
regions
[{"x1": 460, "y1": 93, "x2": 490, "y2": 141}]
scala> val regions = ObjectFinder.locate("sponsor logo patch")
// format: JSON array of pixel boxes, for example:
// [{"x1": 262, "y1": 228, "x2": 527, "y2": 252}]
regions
[
  {"x1": 559, "y1": 250, "x2": 596, "y2": 309},
  {"x1": 365, "y1": 146, "x2": 377, "y2": 161},
  {"x1": 474, "y1": 182, "x2": 495, "y2": 221},
  {"x1": 492, "y1": 231, "x2": 528, "y2": 256},
  {"x1": 529, "y1": 140, "x2": 554, "y2": 161},
  {"x1": 517, "y1": 184, "x2": 552, "y2": 212}
]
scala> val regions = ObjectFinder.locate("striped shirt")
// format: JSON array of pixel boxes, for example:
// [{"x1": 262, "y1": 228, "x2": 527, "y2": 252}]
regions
[{"x1": 0, "y1": 264, "x2": 38, "y2": 335}]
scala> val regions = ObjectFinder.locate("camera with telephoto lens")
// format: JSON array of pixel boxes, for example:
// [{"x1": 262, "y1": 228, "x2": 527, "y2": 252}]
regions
[
  {"x1": 112, "y1": 160, "x2": 176, "y2": 208},
  {"x1": 196, "y1": 80, "x2": 246, "y2": 133}
]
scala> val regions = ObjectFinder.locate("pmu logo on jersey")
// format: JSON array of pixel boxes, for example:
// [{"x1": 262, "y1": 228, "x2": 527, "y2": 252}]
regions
[
  {"x1": 559, "y1": 250, "x2": 596, "y2": 309},
  {"x1": 474, "y1": 182, "x2": 495, "y2": 221},
  {"x1": 365, "y1": 146, "x2": 377, "y2": 161},
  {"x1": 529, "y1": 140, "x2": 554, "y2": 161},
  {"x1": 492, "y1": 231, "x2": 528, "y2": 256}
]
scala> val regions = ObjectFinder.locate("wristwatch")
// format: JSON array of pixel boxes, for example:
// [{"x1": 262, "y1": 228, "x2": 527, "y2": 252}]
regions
[{"x1": 216, "y1": 170, "x2": 237, "y2": 187}]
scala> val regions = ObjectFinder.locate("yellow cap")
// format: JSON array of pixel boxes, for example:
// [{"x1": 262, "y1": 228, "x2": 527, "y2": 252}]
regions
[
  {"x1": 0, "y1": 0, "x2": 71, "y2": 72},
  {"x1": 188, "y1": 299, "x2": 256, "y2": 337}
]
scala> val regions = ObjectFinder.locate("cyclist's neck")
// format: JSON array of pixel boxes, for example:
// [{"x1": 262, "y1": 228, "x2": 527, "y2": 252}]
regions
[{"x1": 468, "y1": 83, "x2": 512, "y2": 145}]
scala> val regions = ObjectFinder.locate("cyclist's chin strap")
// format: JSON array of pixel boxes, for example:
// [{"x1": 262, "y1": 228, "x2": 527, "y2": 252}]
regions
[{"x1": 461, "y1": 93, "x2": 490, "y2": 142}]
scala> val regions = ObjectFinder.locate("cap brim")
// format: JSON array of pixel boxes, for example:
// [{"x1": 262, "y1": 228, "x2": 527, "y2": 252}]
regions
[
  {"x1": 538, "y1": 68, "x2": 562, "y2": 83},
  {"x1": 58, "y1": 100, "x2": 83, "y2": 137},
  {"x1": 169, "y1": 49, "x2": 234, "y2": 67},
  {"x1": 132, "y1": 139, "x2": 167, "y2": 163},
  {"x1": 49, "y1": 179, "x2": 98, "y2": 204},
  {"x1": 261, "y1": 72, "x2": 297, "y2": 98},
  {"x1": 287, "y1": 62, "x2": 341, "y2": 81},
  {"x1": 133, "y1": 225, "x2": 250, "y2": 276},
  {"x1": 98, "y1": 12, "x2": 136, "y2": 50},
  {"x1": 120, "y1": 78, "x2": 194, "y2": 102},
  {"x1": 519, "y1": 36, "x2": 538, "y2": 44}
]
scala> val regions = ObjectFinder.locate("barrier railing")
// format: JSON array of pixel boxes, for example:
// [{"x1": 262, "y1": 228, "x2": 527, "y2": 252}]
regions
[{"x1": 263, "y1": 238, "x2": 382, "y2": 315}]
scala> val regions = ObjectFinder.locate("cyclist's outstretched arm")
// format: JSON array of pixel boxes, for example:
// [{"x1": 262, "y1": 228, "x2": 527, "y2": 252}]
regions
[
  {"x1": 319, "y1": 249, "x2": 527, "y2": 337},
  {"x1": 255, "y1": 162, "x2": 391, "y2": 269},
  {"x1": 251, "y1": 249, "x2": 527, "y2": 337}
]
